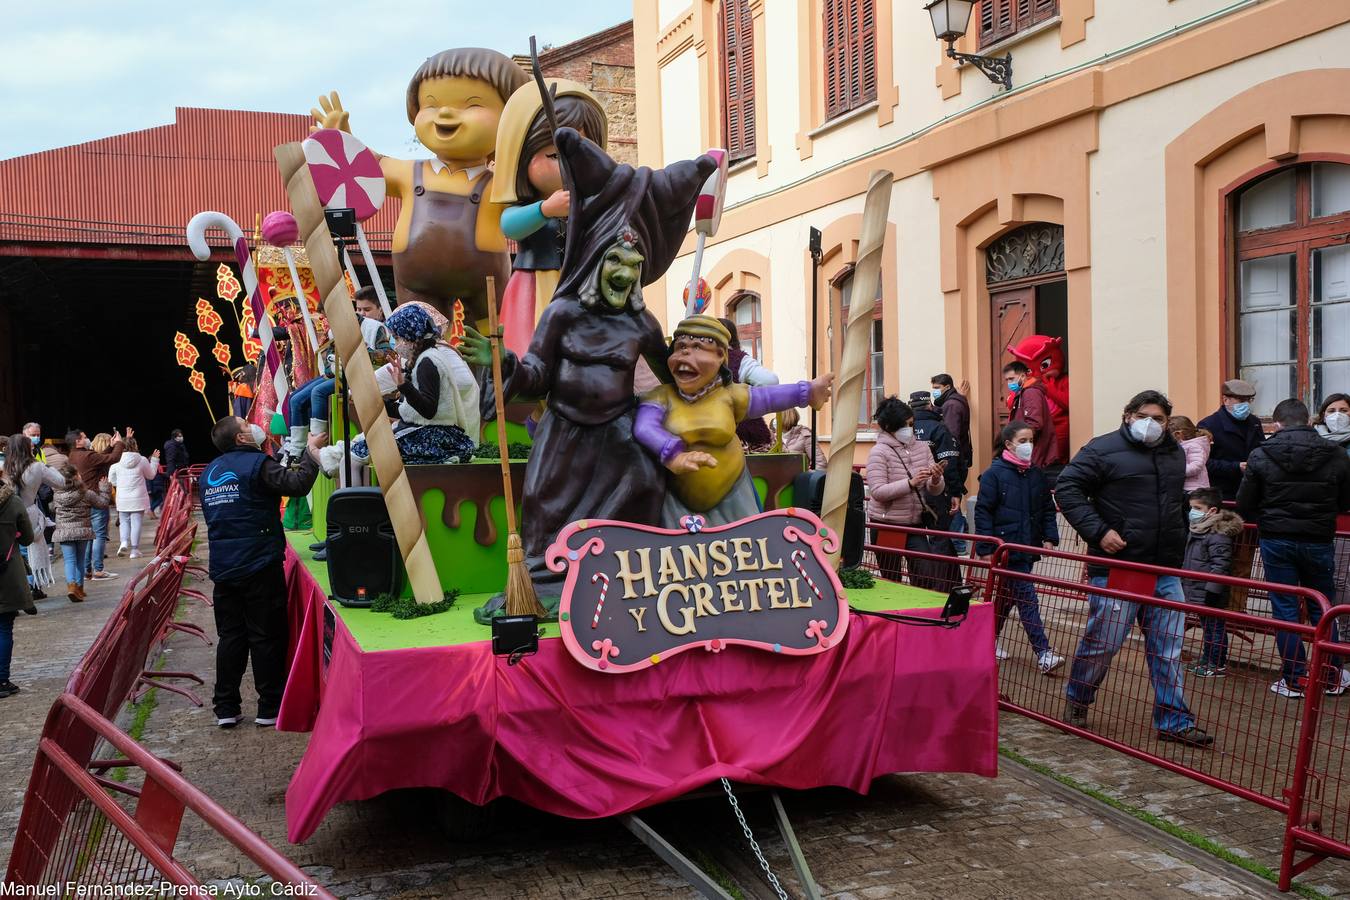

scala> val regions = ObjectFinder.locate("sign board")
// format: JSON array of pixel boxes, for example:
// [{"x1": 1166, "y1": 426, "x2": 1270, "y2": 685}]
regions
[{"x1": 548, "y1": 509, "x2": 849, "y2": 673}]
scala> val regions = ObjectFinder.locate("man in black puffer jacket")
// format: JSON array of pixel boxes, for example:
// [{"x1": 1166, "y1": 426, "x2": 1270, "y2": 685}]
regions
[
  {"x1": 1056, "y1": 390, "x2": 1213, "y2": 746},
  {"x1": 1236, "y1": 398, "x2": 1350, "y2": 699}
]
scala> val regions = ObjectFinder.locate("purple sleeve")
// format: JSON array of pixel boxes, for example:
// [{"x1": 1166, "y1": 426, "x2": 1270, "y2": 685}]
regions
[
  {"x1": 746, "y1": 382, "x2": 810, "y2": 421},
  {"x1": 634, "y1": 402, "x2": 686, "y2": 465}
]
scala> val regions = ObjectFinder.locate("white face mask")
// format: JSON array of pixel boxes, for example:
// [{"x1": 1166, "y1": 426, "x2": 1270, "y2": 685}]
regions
[
  {"x1": 240, "y1": 423, "x2": 266, "y2": 447},
  {"x1": 1326, "y1": 411, "x2": 1350, "y2": 433},
  {"x1": 896, "y1": 427, "x2": 916, "y2": 445},
  {"x1": 1129, "y1": 417, "x2": 1164, "y2": 446},
  {"x1": 1013, "y1": 442, "x2": 1034, "y2": 462}
]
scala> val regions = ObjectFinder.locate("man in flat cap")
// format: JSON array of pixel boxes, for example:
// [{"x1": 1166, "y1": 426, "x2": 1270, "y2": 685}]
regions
[{"x1": 1198, "y1": 379, "x2": 1265, "y2": 501}]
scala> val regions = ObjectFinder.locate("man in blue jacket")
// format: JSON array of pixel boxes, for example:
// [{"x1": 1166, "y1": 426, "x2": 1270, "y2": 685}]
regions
[
  {"x1": 1197, "y1": 379, "x2": 1265, "y2": 500},
  {"x1": 201, "y1": 416, "x2": 324, "y2": 728}
]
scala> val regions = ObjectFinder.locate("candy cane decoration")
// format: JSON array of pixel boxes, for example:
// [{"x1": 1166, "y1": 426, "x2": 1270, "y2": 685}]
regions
[
  {"x1": 590, "y1": 572, "x2": 610, "y2": 628},
  {"x1": 790, "y1": 549, "x2": 824, "y2": 604},
  {"x1": 187, "y1": 211, "x2": 289, "y2": 416}
]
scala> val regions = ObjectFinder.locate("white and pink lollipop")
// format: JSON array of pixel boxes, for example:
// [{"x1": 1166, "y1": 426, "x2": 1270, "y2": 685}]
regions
[
  {"x1": 302, "y1": 129, "x2": 391, "y2": 315},
  {"x1": 262, "y1": 210, "x2": 322, "y2": 359},
  {"x1": 686, "y1": 148, "x2": 728, "y2": 316}
]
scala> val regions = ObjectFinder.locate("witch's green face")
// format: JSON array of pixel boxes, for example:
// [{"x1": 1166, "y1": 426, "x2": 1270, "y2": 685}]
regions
[{"x1": 599, "y1": 245, "x2": 644, "y2": 309}]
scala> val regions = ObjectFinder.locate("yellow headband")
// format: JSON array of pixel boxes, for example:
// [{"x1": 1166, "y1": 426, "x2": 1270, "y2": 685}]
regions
[{"x1": 672, "y1": 315, "x2": 731, "y2": 348}]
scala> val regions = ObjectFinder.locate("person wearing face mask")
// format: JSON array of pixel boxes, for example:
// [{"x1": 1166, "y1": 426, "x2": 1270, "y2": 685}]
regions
[
  {"x1": 1197, "y1": 379, "x2": 1265, "y2": 501},
  {"x1": 1056, "y1": 390, "x2": 1214, "y2": 747},
  {"x1": 865, "y1": 397, "x2": 948, "y2": 586},
  {"x1": 974, "y1": 421, "x2": 1063, "y2": 674},
  {"x1": 1314, "y1": 393, "x2": 1350, "y2": 455},
  {"x1": 1002, "y1": 361, "x2": 1063, "y2": 485},
  {"x1": 200, "y1": 416, "x2": 327, "y2": 729},
  {"x1": 1180, "y1": 488, "x2": 1243, "y2": 679},
  {"x1": 1236, "y1": 398, "x2": 1350, "y2": 699},
  {"x1": 21, "y1": 423, "x2": 43, "y2": 463},
  {"x1": 930, "y1": 374, "x2": 972, "y2": 470}
]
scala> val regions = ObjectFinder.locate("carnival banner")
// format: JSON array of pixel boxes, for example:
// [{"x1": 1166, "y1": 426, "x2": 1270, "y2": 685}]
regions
[{"x1": 548, "y1": 509, "x2": 849, "y2": 674}]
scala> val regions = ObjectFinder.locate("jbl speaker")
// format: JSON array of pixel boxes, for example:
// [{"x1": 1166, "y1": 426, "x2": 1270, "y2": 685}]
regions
[
  {"x1": 325, "y1": 487, "x2": 404, "y2": 607},
  {"x1": 791, "y1": 470, "x2": 865, "y2": 568}
]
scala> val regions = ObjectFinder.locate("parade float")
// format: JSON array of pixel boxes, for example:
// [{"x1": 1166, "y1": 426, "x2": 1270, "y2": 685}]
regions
[{"x1": 185, "y1": 40, "x2": 996, "y2": 890}]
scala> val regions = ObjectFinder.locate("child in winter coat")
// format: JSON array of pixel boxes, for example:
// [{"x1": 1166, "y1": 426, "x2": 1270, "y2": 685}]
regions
[
  {"x1": 1182, "y1": 487, "x2": 1244, "y2": 678},
  {"x1": 1170, "y1": 416, "x2": 1212, "y2": 492},
  {"x1": 974, "y1": 421, "x2": 1064, "y2": 675},
  {"x1": 106, "y1": 438, "x2": 159, "y2": 559},
  {"x1": 51, "y1": 464, "x2": 110, "y2": 602}
]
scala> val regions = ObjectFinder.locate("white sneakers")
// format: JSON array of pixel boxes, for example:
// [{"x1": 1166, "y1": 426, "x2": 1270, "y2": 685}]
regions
[
  {"x1": 1271, "y1": 669, "x2": 1350, "y2": 699},
  {"x1": 216, "y1": 716, "x2": 240, "y2": 728},
  {"x1": 1326, "y1": 669, "x2": 1350, "y2": 697},
  {"x1": 115, "y1": 544, "x2": 128, "y2": 558},
  {"x1": 128, "y1": 550, "x2": 141, "y2": 559},
  {"x1": 1038, "y1": 651, "x2": 1066, "y2": 675},
  {"x1": 995, "y1": 643, "x2": 1010, "y2": 661}
]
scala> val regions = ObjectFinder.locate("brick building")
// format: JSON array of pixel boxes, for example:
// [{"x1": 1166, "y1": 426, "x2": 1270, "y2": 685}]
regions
[{"x1": 516, "y1": 20, "x2": 637, "y2": 164}]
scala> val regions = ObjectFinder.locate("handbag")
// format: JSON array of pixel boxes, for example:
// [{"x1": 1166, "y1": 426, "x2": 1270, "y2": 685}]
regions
[{"x1": 889, "y1": 446, "x2": 941, "y2": 529}]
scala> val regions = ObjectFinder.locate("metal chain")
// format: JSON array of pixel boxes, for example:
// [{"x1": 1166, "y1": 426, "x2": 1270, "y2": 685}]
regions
[{"x1": 721, "y1": 777, "x2": 790, "y2": 900}]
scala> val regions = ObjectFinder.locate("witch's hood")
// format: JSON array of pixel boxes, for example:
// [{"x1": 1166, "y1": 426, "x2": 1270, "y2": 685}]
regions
[{"x1": 554, "y1": 127, "x2": 717, "y2": 303}]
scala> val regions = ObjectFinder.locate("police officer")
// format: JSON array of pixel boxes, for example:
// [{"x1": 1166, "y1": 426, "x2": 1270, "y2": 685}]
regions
[{"x1": 201, "y1": 416, "x2": 325, "y2": 728}]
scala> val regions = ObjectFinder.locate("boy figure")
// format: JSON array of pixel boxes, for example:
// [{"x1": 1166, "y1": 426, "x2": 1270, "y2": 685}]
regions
[
  {"x1": 312, "y1": 49, "x2": 529, "y2": 329},
  {"x1": 201, "y1": 417, "x2": 325, "y2": 728},
  {"x1": 1181, "y1": 488, "x2": 1243, "y2": 678}
]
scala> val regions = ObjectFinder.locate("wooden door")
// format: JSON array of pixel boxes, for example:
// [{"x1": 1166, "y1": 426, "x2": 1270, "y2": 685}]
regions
[{"x1": 991, "y1": 286, "x2": 1035, "y2": 438}]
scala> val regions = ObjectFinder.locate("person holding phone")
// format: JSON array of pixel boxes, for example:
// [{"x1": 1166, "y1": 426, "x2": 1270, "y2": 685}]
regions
[{"x1": 865, "y1": 397, "x2": 952, "y2": 589}]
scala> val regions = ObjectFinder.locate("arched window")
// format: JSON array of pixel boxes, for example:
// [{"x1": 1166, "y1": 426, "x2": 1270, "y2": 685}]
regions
[
  {"x1": 720, "y1": 0, "x2": 755, "y2": 162},
  {"x1": 1233, "y1": 162, "x2": 1350, "y2": 414},
  {"x1": 727, "y1": 291, "x2": 763, "y2": 361}
]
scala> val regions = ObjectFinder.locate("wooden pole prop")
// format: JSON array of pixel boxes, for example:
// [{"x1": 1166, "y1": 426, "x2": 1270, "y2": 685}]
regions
[
  {"x1": 274, "y1": 142, "x2": 443, "y2": 605},
  {"x1": 485, "y1": 277, "x2": 546, "y2": 617},
  {"x1": 820, "y1": 170, "x2": 892, "y2": 568}
]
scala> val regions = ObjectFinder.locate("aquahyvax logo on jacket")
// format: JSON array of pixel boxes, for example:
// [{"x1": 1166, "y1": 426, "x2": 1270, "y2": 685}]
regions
[{"x1": 202, "y1": 463, "x2": 241, "y2": 506}]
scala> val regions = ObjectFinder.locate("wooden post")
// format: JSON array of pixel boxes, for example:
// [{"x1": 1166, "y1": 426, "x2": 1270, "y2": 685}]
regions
[
  {"x1": 274, "y1": 142, "x2": 443, "y2": 605},
  {"x1": 820, "y1": 170, "x2": 892, "y2": 568}
]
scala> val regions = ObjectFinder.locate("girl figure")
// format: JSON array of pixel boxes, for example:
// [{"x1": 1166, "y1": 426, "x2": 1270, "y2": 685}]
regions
[
  {"x1": 1169, "y1": 415, "x2": 1212, "y2": 491},
  {"x1": 1315, "y1": 393, "x2": 1350, "y2": 455},
  {"x1": 634, "y1": 315, "x2": 833, "y2": 526},
  {"x1": 493, "y1": 80, "x2": 608, "y2": 359},
  {"x1": 351, "y1": 304, "x2": 480, "y2": 465},
  {"x1": 4, "y1": 433, "x2": 63, "y2": 596},
  {"x1": 107, "y1": 437, "x2": 159, "y2": 559},
  {"x1": 52, "y1": 464, "x2": 109, "y2": 602},
  {"x1": 865, "y1": 398, "x2": 948, "y2": 587},
  {"x1": 974, "y1": 421, "x2": 1064, "y2": 674}
]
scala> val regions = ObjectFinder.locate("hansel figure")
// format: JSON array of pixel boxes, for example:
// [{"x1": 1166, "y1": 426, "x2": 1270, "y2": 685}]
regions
[
  {"x1": 493, "y1": 79, "x2": 607, "y2": 357},
  {"x1": 635, "y1": 316, "x2": 833, "y2": 526},
  {"x1": 460, "y1": 128, "x2": 717, "y2": 600},
  {"x1": 312, "y1": 49, "x2": 529, "y2": 326}
]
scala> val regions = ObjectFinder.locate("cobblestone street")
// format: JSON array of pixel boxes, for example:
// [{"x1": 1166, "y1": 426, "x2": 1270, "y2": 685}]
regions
[{"x1": 0, "y1": 529, "x2": 1341, "y2": 897}]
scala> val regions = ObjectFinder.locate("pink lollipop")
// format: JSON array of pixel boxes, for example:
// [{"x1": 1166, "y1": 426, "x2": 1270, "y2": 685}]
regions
[
  {"x1": 261, "y1": 210, "x2": 300, "y2": 246},
  {"x1": 302, "y1": 128, "x2": 391, "y2": 315},
  {"x1": 686, "y1": 148, "x2": 729, "y2": 315}
]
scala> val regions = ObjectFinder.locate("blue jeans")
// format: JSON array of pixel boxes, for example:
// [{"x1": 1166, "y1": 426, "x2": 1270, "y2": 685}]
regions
[
  {"x1": 90, "y1": 507, "x2": 109, "y2": 573},
  {"x1": 950, "y1": 507, "x2": 969, "y2": 556},
  {"x1": 61, "y1": 541, "x2": 89, "y2": 586},
  {"x1": 998, "y1": 558, "x2": 1051, "y2": 655},
  {"x1": 0, "y1": 611, "x2": 14, "y2": 682},
  {"x1": 1259, "y1": 538, "x2": 1342, "y2": 687},
  {"x1": 288, "y1": 376, "x2": 336, "y2": 426},
  {"x1": 1066, "y1": 575, "x2": 1195, "y2": 733}
]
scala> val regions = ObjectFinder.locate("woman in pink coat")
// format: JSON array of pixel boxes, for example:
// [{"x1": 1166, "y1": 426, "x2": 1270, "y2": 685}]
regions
[
  {"x1": 866, "y1": 397, "x2": 948, "y2": 586},
  {"x1": 1169, "y1": 416, "x2": 1211, "y2": 492}
]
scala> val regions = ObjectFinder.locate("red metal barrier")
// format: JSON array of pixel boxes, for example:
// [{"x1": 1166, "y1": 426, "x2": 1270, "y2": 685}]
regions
[
  {"x1": 864, "y1": 521, "x2": 998, "y2": 599},
  {"x1": 1282, "y1": 604, "x2": 1350, "y2": 889},
  {"x1": 6, "y1": 694, "x2": 333, "y2": 895}
]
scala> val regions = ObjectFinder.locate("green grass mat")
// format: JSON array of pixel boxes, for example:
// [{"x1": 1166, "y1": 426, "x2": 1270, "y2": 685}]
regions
[{"x1": 288, "y1": 533, "x2": 947, "y2": 652}]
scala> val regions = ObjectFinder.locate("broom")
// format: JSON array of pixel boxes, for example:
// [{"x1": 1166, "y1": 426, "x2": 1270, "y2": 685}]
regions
[{"x1": 485, "y1": 277, "x2": 547, "y2": 618}]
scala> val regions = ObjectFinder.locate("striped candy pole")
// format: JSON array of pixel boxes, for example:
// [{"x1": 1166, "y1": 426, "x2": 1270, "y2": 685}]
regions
[
  {"x1": 591, "y1": 572, "x2": 611, "y2": 628},
  {"x1": 790, "y1": 550, "x2": 825, "y2": 603},
  {"x1": 187, "y1": 212, "x2": 290, "y2": 415}
]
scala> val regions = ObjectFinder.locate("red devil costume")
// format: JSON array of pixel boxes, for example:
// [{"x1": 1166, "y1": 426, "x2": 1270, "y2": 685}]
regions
[{"x1": 1010, "y1": 335, "x2": 1070, "y2": 464}]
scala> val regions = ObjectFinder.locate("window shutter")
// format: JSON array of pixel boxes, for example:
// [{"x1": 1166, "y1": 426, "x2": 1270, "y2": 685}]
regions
[
  {"x1": 737, "y1": 0, "x2": 756, "y2": 159},
  {"x1": 856, "y1": 0, "x2": 877, "y2": 107},
  {"x1": 1031, "y1": 0, "x2": 1059, "y2": 25},
  {"x1": 823, "y1": 0, "x2": 848, "y2": 119},
  {"x1": 979, "y1": 0, "x2": 1016, "y2": 48}
]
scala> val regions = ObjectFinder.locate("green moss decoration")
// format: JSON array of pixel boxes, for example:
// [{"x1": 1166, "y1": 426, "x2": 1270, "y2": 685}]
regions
[
  {"x1": 838, "y1": 567, "x2": 875, "y2": 590},
  {"x1": 369, "y1": 590, "x2": 460, "y2": 619},
  {"x1": 472, "y1": 442, "x2": 533, "y2": 461}
]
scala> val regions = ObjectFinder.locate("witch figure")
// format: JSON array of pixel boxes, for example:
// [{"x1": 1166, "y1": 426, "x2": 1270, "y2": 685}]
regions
[{"x1": 461, "y1": 127, "x2": 717, "y2": 601}]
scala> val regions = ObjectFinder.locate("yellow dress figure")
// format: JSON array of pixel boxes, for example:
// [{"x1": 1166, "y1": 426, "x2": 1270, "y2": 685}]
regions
[
  {"x1": 634, "y1": 316, "x2": 834, "y2": 527},
  {"x1": 492, "y1": 78, "x2": 607, "y2": 358},
  {"x1": 312, "y1": 49, "x2": 529, "y2": 328}
]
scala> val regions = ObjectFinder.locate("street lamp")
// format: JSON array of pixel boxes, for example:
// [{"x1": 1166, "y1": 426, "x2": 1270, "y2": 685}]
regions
[{"x1": 925, "y1": 0, "x2": 1012, "y2": 91}]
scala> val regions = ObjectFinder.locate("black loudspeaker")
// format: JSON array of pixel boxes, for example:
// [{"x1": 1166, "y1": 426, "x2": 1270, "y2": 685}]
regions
[
  {"x1": 325, "y1": 487, "x2": 404, "y2": 607},
  {"x1": 790, "y1": 470, "x2": 865, "y2": 568}
]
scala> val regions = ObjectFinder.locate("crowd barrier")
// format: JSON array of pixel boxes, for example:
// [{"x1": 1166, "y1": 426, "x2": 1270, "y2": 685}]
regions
[
  {"x1": 866, "y1": 521, "x2": 1349, "y2": 891},
  {"x1": 7, "y1": 468, "x2": 330, "y2": 895}
]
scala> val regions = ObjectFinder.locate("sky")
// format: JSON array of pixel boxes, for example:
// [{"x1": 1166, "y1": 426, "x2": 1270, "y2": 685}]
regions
[{"x1": 0, "y1": 0, "x2": 632, "y2": 160}]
